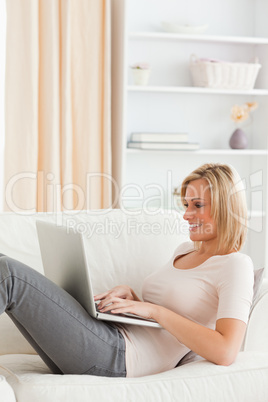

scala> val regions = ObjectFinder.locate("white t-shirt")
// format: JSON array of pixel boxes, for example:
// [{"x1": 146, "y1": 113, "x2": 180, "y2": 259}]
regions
[{"x1": 119, "y1": 241, "x2": 254, "y2": 378}]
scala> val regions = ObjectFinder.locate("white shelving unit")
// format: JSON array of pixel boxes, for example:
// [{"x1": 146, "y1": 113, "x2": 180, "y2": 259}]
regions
[
  {"x1": 126, "y1": 149, "x2": 268, "y2": 156},
  {"x1": 128, "y1": 86, "x2": 268, "y2": 96},
  {"x1": 122, "y1": 0, "x2": 268, "y2": 272},
  {"x1": 129, "y1": 31, "x2": 268, "y2": 45}
]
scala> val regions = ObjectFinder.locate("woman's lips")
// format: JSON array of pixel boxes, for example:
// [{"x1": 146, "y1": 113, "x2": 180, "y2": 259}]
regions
[{"x1": 189, "y1": 223, "x2": 202, "y2": 231}]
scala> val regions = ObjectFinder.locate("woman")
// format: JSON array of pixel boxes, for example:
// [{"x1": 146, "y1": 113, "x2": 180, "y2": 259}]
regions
[{"x1": 0, "y1": 163, "x2": 254, "y2": 377}]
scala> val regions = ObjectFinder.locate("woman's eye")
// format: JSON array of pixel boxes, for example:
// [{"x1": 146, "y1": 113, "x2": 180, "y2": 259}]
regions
[
  {"x1": 195, "y1": 204, "x2": 204, "y2": 208},
  {"x1": 183, "y1": 203, "x2": 188, "y2": 208}
]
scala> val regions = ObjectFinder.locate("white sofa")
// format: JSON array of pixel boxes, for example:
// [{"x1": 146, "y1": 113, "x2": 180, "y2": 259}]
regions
[{"x1": 0, "y1": 210, "x2": 268, "y2": 402}]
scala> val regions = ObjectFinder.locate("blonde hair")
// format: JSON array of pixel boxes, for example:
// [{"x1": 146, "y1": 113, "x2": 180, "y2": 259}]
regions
[{"x1": 180, "y1": 163, "x2": 248, "y2": 254}]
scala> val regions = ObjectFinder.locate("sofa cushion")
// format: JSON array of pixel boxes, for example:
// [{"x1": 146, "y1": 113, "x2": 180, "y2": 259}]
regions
[
  {"x1": 0, "y1": 353, "x2": 268, "y2": 402},
  {"x1": 0, "y1": 315, "x2": 37, "y2": 355},
  {"x1": 253, "y1": 267, "x2": 265, "y2": 304}
]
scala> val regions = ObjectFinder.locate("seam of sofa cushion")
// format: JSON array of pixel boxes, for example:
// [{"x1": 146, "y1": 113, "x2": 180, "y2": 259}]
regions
[
  {"x1": 0, "y1": 365, "x2": 20, "y2": 383},
  {"x1": 1, "y1": 364, "x2": 268, "y2": 387}
]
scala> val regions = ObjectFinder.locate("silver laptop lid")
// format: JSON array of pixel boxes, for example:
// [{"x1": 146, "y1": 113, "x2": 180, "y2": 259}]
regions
[{"x1": 36, "y1": 220, "x2": 96, "y2": 316}]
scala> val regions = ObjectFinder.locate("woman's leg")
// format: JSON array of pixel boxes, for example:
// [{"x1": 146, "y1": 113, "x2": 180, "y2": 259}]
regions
[{"x1": 0, "y1": 255, "x2": 126, "y2": 377}]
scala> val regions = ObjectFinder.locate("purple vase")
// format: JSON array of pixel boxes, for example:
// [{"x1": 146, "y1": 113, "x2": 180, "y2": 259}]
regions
[{"x1": 229, "y1": 128, "x2": 248, "y2": 149}]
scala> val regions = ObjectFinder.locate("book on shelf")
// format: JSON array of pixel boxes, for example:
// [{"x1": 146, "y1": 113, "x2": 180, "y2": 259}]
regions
[
  {"x1": 127, "y1": 141, "x2": 200, "y2": 151},
  {"x1": 130, "y1": 132, "x2": 188, "y2": 143}
]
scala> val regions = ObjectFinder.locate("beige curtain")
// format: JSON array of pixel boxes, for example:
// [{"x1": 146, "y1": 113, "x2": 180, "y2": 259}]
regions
[{"x1": 4, "y1": 0, "x2": 115, "y2": 212}]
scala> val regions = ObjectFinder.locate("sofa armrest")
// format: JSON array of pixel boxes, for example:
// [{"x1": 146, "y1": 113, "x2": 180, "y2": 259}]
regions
[
  {"x1": 243, "y1": 278, "x2": 268, "y2": 352},
  {"x1": 0, "y1": 376, "x2": 16, "y2": 402}
]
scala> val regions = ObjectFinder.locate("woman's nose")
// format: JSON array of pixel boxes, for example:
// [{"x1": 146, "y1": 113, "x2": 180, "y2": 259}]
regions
[{"x1": 183, "y1": 207, "x2": 195, "y2": 220}]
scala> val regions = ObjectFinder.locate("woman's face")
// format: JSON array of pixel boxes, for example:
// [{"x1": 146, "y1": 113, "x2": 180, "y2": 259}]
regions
[{"x1": 183, "y1": 178, "x2": 217, "y2": 243}]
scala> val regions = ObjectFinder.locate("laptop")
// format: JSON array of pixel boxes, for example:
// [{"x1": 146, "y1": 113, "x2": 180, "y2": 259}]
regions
[{"x1": 36, "y1": 221, "x2": 161, "y2": 328}]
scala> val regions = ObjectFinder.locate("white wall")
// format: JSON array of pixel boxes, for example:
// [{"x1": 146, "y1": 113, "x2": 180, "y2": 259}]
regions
[
  {"x1": 0, "y1": 0, "x2": 6, "y2": 212},
  {"x1": 127, "y1": 0, "x2": 256, "y2": 36}
]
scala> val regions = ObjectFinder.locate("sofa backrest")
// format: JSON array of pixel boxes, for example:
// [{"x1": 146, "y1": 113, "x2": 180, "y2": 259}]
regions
[
  {"x1": 243, "y1": 278, "x2": 268, "y2": 352},
  {"x1": 0, "y1": 209, "x2": 188, "y2": 355}
]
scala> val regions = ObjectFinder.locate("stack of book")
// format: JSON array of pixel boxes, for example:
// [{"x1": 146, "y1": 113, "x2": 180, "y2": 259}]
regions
[{"x1": 127, "y1": 132, "x2": 199, "y2": 150}]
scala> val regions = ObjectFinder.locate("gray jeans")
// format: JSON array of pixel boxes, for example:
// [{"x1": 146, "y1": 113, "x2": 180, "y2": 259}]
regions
[{"x1": 0, "y1": 254, "x2": 126, "y2": 377}]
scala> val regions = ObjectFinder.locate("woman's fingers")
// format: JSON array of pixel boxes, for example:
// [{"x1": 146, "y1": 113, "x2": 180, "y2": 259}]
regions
[
  {"x1": 94, "y1": 291, "x2": 109, "y2": 301},
  {"x1": 94, "y1": 286, "x2": 129, "y2": 301},
  {"x1": 97, "y1": 296, "x2": 114, "y2": 310},
  {"x1": 98, "y1": 297, "x2": 126, "y2": 312},
  {"x1": 96, "y1": 292, "x2": 122, "y2": 309},
  {"x1": 95, "y1": 286, "x2": 135, "y2": 311}
]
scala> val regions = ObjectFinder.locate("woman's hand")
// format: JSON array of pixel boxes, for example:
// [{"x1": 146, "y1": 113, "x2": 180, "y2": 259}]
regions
[
  {"x1": 97, "y1": 297, "x2": 157, "y2": 321},
  {"x1": 94, "y1": 285, "x2": 141, "y2": 310},
  {"x1": 94, "y1": 286, "x2": 158, "y2": 320}
]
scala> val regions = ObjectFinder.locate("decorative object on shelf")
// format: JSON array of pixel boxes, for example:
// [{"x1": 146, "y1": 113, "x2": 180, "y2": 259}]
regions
[
  {"x1": 190, "y1": 55, "x2": 261, "y2": 90},
  {"x1": 161, "y1": 22, "x2": 208, "y2": 34},
  {"x1": 128, "y1": 132, "x2": 200, "y2": 150},
  {"x1": 229, "y1": 102, "x2": 258, "y2": 149},
  {"x1": 229, "y1": 128, "x2": 248, "y2": 149},
  {"x1": 130, "y1": 63, "x2": 151, "y2": 85},
  {"x1": 173, "y1": 188, "x2": 185, "y2": 211},
  {"x1": 128, "y1": 131, "x2": 200, "y2": 150}
]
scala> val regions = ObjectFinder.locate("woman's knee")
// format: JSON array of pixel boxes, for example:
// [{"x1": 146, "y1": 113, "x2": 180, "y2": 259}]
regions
[
  {"x1": 0, "y1": 256, "x2": 19, "y2": 283},
  {"x1": 0, "y1": 255, "x2": 12, "y2": 272},
  {"x1": 0, "y1": 255, "x2": 29, "y2": 279}
]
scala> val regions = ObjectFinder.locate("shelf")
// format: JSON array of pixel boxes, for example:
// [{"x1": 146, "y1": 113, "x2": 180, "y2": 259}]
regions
[
  {"x1": 129, "y1": 32, "x2": 268, "y2": 45},
  {"x1": 126, "y1": 148, "x2": 268, "y2": 156},
  {"x1": 127, "y1": 85, "x2": 268, "y2": 96},
  {"x1": 249, "y1": 211, "x2": 266, "y2": 218},
  {"x1": 123, "y1": 207, "x2": 265, "y2": 217}
]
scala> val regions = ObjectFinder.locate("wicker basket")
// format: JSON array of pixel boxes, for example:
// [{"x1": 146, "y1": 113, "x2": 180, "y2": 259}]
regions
[{"x1": 190, "y1": 55, "x2": 261, "y2": 90}]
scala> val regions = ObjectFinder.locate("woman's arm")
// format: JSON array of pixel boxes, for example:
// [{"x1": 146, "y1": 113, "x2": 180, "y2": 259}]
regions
[
  {"x1": 100, "y1": 299, "x2": 246, "y2": 366},
  {"x1": 154, "y1": 306, "x2": 246, "y2": 366}
]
